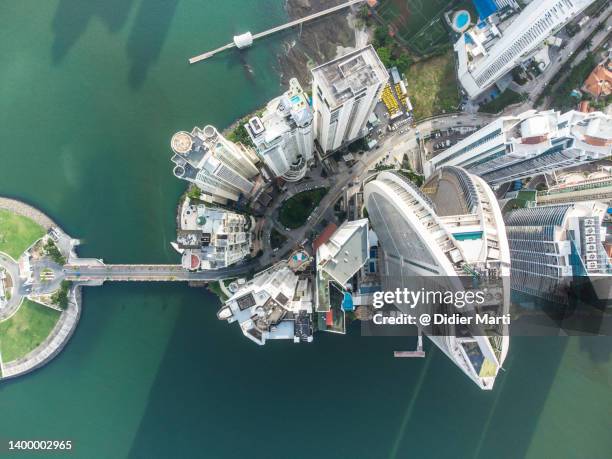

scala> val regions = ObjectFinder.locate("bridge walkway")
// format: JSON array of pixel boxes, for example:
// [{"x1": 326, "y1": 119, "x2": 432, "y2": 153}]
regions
[{"x1": 189, "y1": 0, "x2": 364, "y2": 63}]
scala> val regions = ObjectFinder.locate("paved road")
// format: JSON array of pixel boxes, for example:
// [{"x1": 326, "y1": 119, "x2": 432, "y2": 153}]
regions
[
  {"x1": 258, "y1": 112, "x2": 495, "y2": 268},
  {"x1": 0, "y1": 253, "x2": 23, "y2": 320},
  {"x1": 507, "y1": 4, "x2": 612, "y2": 114},
  {"x1": 59, "y1": 113, "x2": 494, "y2": 284}
]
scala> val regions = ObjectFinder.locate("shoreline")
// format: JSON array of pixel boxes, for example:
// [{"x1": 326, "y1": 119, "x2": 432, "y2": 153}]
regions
[
  {"x1": 0, "y1": 196, "x2": 57, "y2": 230},
  {"x1": 223, "y1": 4, "x2": 370, "y2": 141},
  {"x1": 277, "y1": 0, "x2": 368, "y2": 86},
  {"x1": 0, "y1": 286, "x2": 82, "y2": 382},
  {"x1": 0, "y1": 197, "x2": 82, "y2": 382}
]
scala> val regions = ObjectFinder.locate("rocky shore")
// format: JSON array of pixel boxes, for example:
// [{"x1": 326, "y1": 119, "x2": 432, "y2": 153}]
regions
[
  {"x1": 0, "y1": 197, "x2": 57, "y2": 230},
  {"x1": 278, "y1": 0, "x2": 371, "y2": 86}
]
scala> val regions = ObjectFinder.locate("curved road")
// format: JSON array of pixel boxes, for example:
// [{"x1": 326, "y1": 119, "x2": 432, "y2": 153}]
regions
[
  {"x1": 258, "y1": 112, "x2": 494, "y2": 268},
  {"x1": 61, "y1": 113, "x2": 494, "y2": 284}
]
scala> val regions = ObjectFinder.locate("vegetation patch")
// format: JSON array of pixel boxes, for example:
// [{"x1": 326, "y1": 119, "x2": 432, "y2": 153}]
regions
[
  {"x1": 548, "y1": 54, "x2": 598, "y2": 111},
  {"x1": 44, "y1": 239, "x2": 66, "y2": 265},
  {"x1": 397, "y1": 168, "x2": 424, "y2": 187},
  {"x1": 405, "y1": 51, "x2": 460, "y2": 120},
  {"x1": 0, "y1": 209, "x2": 45, "y2": 260},
  {"x1": 270, "y1": 229, "x2": 288, "y2": 250},
  {"x1": 279, "y1": 188, "x2": 328, "y2": 229},
  {"x1": 51, "y1": 281, "x2": 71, "y2": 310},
  {"x1": 479, "y1": 89, "x2": 526, "y2": 114},
  {"x1": 372, "y1": 25, "x2": 412, "y2": 74},
  {"x1": 375, "y1": 0, "x2": 451, "y2": 55},
  {"x1": 0, "y1": 299, "x2": 61, "y2": 362},
  {"x1": 207, "y1": 281, "x2": 229, "y2": 302},
  {"x1": 226, "y1": 112, "x2": 263, "y2": 149}
]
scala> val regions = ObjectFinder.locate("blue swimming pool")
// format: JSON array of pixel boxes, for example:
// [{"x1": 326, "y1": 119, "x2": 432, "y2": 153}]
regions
[
  {"x1": 341, "y1": 292, "x2": 354, "y2": 312},
  {"x1": 455, "y1": 11, "x2": 470, "y2": 29}
]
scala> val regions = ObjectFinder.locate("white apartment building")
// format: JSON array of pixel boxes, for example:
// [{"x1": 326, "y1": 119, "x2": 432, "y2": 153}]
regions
[
  {"x1": 173, "y1": 199, "x2": 252, "y2": 271},
  {"x1": 504, "y1": 201, "x2": 610, "y2": 304},
  {"x1": 364, "y1": 168, "x2": 511, "y2": 390},
  {"x1": 311, "y1": 45, "x2": 388, "y2": 154},
  {"x1": 427, "y1": 109, "x2": 612, "y2": 186},
  {"x1": 171, "y1": 125, "x2": 260, "y2": 203},
  {"x1": 217, "y1": 264, "x2": 313, "y2": 345},
  {"x1": 315, "y1": 219, "x2": 369, "y2": 314},
  {"x1": 455, "y1": 0, "x2": 595, "y2": 98},
  {"x1": 536, "y1": 169, "x2": 612, "y2": 205},
  {"x1": 245, "y1": 78, "x2": 314, "y2": 182}
]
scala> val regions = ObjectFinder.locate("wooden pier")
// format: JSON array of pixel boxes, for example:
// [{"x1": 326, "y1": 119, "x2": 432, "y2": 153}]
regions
[
  {"x1": 188, "y1": 0, "x2": 365, "y2": 64},
  {"x1": 394, "y1": 332, "x2": 426, "y2": 358}
]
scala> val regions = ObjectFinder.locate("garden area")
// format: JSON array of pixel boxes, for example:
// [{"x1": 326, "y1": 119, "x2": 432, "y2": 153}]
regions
[
  {"x1": 0, "y1": 299, "x2": 60, "y2": 363},
  {"x1": 0, "y1": 209, "x2": 45, "y2": 260},
  {"x1": 279, "y1": 188, "x2": 328, "y2": 229},
  {"x1": 543, "y1": 53, "x2": 599, "y2": 111},
  {"x1": 375, "y1": 0, "x2": 453, "y2": 56},
  {"x1": 270, "y1": 229, "x2": 288, "y2": 250},
  {"x1": 405, "y1": 51, "x2": 461, "y2": 120},
  {"x1": 479, "y1": 89, "x2": 526, "y2": 114}
]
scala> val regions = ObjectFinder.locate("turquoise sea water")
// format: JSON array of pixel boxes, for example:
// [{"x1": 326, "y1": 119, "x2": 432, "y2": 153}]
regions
[{"x1": 0, "y1": 1, "x2": 611, "y2": 458}]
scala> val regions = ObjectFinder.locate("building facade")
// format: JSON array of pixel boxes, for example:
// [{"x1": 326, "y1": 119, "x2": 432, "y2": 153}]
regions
[
  {"x1": 315, "y1": 219, "x2": 369, "y2": 312},
  {"x1": 217, "y1": 263, "x2": 313, "y2": 345},
  {"x1": 171, "y1": 125, "x2": 260, "y2": 203},
  {"x1": 504, "y1": 201, "x2": 610, "y2": 304},
  {"x1": 536, "y1": 169, "x2": 612, "y2": 206},
  {"x1": 455, "y1": 0, "x2": 594, "y2": 98},
  {"x1": 246, "y1": 78, "x2": 314, "y2": 182},
  {"x1": 364, "y1": 168, "x2": 511, "y2": 389},
  {"x1": 173, "y1": 199, "x2": 252, "y2": 271},
  {"x1": 427, "y1": 109, "x2": 612, "y2": 186},
  {"x1": 311, "y1": 45, "x2": 388, "y2": 154}
]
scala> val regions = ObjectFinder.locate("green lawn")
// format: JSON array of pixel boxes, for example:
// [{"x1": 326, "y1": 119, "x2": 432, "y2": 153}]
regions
[
  {"x1": 279, "y1": 188, "x2": 328, "y2": 229},
  {"x1": 0, "y1": 299, "x2": 61, "y2": 363},
  {"x1": 406, "y1": 51, "x2": 460, "y2": 120},
  {"x1": 0, "y1": 209, "x2": 45, "y2": 259},
  {"x1": 479, "y1": 89, "x2": 525, "y2": 114},
  {"x1": 377, "y1": 0, "x2": 450, "y2": 41},
  {"x1": 408, "y1": 16, "x2": 449, "y2": 55}
]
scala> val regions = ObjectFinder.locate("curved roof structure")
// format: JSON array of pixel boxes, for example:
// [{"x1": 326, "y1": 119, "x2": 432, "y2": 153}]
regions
[
  {"x1": 504, "y1": 204, "x2": 572, "y2": 227},
  {"x1": 364, "y1": 167, "x2": 510, "y2": 390}
]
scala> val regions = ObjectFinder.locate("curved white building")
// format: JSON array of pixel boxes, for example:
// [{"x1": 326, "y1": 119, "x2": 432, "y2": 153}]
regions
[
  {"x1": 171, "y1": 125, "x2": 260, "y2": 203},
  {"x1": 364, "y1": 168, "x2": 511, "y2": 389}
]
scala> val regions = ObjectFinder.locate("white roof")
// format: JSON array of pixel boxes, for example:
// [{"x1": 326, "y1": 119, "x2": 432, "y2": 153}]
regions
[
  {"x1": 317, "y1": 219, "x2": 369, "y2": 285},
  {"x1": 520, "y1": 113, "x2": 557, "y2": 138}
]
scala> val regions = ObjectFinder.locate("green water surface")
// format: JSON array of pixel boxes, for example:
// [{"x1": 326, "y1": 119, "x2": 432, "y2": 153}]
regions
[{"x1": 0, "y1": 1, "x2": 610, "y2": 458}]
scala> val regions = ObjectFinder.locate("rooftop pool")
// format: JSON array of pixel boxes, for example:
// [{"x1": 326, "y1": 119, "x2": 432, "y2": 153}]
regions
[{"x1": 453, "y1": 10, "x2": 471, "y2": 32}]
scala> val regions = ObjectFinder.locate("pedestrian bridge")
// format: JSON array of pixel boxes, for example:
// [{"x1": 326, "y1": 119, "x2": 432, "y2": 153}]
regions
[{"x1": 189, "y1": 0, "x2": 365, "y2": 63}]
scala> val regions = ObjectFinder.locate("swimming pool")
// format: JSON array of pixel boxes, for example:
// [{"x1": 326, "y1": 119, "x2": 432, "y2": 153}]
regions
[{"x1": 452, "y1": 10, "x2": 471, "y2": 33}]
